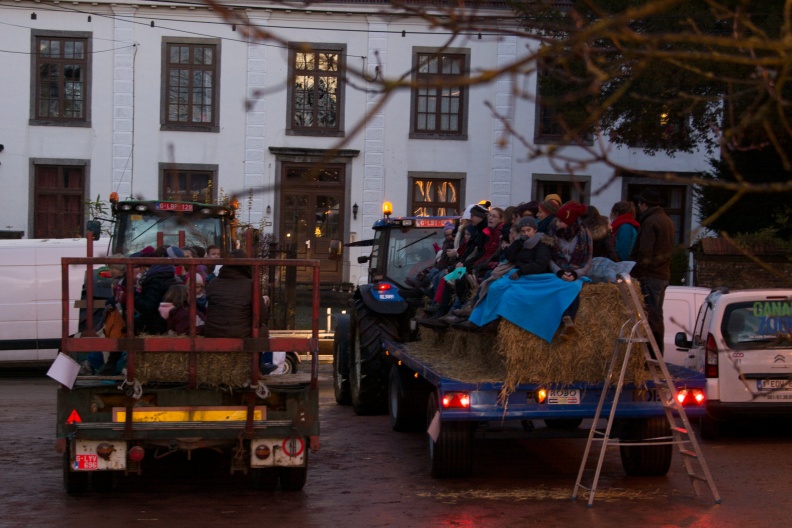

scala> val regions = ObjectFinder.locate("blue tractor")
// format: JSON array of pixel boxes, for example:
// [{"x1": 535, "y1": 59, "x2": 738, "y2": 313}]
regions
[{"x1": 333, "y1": 214, "x2": 456, "y2": 415}]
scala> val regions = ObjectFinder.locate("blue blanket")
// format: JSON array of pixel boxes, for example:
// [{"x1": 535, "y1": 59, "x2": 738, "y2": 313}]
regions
[{"x1": 468, "y1": 273, "x2": 583, "y2": 342}]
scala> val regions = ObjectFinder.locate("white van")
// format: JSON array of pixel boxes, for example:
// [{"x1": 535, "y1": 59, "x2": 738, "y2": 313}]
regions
[
  {"x1": 0, "y1": 239, "x2": 94, "y2": 366},
  {"x1": 674, "y1": 288, "x2": 792, "y2": 437},
  {"x1": 663, "y1": 286, "x2": 711, "y2": 368}
]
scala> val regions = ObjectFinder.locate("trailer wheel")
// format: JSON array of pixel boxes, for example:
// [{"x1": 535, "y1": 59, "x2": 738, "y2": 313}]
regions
[
  {"x1": 63, "y1": 441, "x2": 89, "y2": 494},
  {"x1": 388, "y1": 365, "x2": 427, "y2": 432},
  {"x1": 350, "y1": 299, "x2": 397, "y2": 415},
  {"x1": 333, "y1": 314, "x2": 352, "y2": 405},
  {"x1": 427, "y1": 392, "x2": 473, "y2": 478},
  {"x1": 280, "y1": 454, "x2": 308, "y2": 492},
  {"x1": 619, "y1": 417, "x2": 673, "y2": 477},
  {"x1": 251, "y1": 468, "x2": 279, "y2": 491}
]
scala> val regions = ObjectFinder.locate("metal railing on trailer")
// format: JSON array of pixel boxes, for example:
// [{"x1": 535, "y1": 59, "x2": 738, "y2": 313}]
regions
[{"x1": 60, "y1": 236, "x2": 321, "y2": 439}]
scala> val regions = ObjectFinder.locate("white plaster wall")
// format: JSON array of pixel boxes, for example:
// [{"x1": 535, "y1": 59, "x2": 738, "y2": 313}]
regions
[{"x1": 0, "y1": 1, "x2": 709, "y2": 286}]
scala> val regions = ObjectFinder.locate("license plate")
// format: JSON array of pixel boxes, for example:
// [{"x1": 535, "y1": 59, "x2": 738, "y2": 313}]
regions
[
  {"x1": 74, "y1": 454, "x2": 98, "y2": 470},
  {"x1": 757, "y1": 379, "x2": 792, "y2": 391},
  {"x1": 548, "y1": 389, "x2": 580, "y2": 404}
]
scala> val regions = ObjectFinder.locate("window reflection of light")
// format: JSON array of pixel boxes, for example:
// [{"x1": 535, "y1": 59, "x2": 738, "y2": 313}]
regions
[{"x1": 314, "y1": 226, "x2": 322, "y2": 237}]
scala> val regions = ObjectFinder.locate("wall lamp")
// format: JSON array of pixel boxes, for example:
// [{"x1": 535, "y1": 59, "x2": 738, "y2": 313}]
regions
[{"x1": 352, "y1": 203, "x2": 359, "y2": 220}]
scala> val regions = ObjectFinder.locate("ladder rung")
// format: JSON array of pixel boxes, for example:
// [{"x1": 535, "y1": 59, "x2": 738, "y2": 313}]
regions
[
  {"x1": 672, "y1": 426, "x2": 688, "y2": 435},
  {"x1": 619, "y1": 337, "x2": 650, "y2": 343},
  {"x1": 680, "y1": 449, "x2": 698, "y2": 458},
  {"x1": 645, "y1": 358, "x2": 660, "y2": 365},
  {"x1": 688, "y1": 472, "x2": 708, "y2": 482}
]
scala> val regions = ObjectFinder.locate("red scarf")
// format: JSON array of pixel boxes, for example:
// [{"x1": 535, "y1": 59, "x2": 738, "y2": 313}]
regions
[{"x1": 611, "y1": 213, "x2": 639, "y2": 233}]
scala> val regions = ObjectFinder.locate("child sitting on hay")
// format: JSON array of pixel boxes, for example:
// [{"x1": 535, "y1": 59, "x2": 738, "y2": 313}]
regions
[{"x1": 161, "y1": 284, "x2": 205, "y2": 336}]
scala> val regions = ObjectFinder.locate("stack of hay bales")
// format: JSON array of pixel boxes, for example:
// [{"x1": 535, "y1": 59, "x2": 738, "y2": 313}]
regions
[
  {"x1": 497, "y1": 281, "x2": 651, "y2": 395},
  {"x1": 133, "y1": 347, "x2": 253, "y2": 387},
  {"x1": 407, "y1": 281, "x2": 650, "y2": 393}
]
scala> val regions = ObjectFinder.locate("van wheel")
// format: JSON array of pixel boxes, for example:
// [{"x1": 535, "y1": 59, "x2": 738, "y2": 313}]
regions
[{"x1": 619, "y1": 417, "x2": 673, "y2": 477}]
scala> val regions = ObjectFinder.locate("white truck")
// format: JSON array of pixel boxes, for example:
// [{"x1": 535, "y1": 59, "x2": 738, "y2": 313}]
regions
[{"x1": 0, "y1": 238, "x2": 99, "y2": 366}]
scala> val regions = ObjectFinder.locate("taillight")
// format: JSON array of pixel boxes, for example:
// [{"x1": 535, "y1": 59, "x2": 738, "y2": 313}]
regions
[
  {"x1": 376, "y1": 282, "x2": 391, "y2": 292},
  {"x1": 128, "y1": 445, "x2": 145, "y2": 462},
  {"x1": 676, "y1": 388, "x2": 705, "y2": 406},
  {"x1": 705, "y1": 333, "x2": 718, "y2": 378},
  {"x1": 442, "y1": 392, "x2": 471, "y2": 409},
  {"x1": 254, "y1": 444, "x2": 271, "y2": 460}
]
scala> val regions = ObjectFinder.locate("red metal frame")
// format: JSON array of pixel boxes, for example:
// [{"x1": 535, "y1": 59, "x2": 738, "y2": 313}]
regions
[{"x1": 61, "y1": 237, "x2": 322, "y2": 436}]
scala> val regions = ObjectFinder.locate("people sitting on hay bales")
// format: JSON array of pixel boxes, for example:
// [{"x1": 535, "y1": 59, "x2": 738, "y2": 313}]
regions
[
  {"x1": 423, "y1": 201, "x2": 594, "y2": 342},
  {"x1": 204, "y1": 250, "x2": 269, "y2": 339}
]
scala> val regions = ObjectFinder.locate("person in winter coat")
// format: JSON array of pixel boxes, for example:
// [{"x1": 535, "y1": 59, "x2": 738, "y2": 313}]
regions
[
  {"x1": 204, "y1": 250, "x2": 269, "y2": 338},
  {"x1": 610, "y1": 200, "x2": 640, "y2": 261},
  {"x1": 505, "y1": 216, "x2": 553, "y2": 279},
  {"x1": 629, "y1": 190, "x2": 675, "y2": 354},
  {"x1": 133, "y1": 246, "x2": 179, "y2": 335},
  {"x1": 162, "y1": 284, "x2": 205, "y2": 336},
  {"x1": 583, "y1": 206, "x2": 620, "y2": 261},
  {"x1": 549, "y1": 201, "x2": 593, "y2": 332},
  {"x1": 536, "y1": 199, "x2": 560, "y2": 234}
]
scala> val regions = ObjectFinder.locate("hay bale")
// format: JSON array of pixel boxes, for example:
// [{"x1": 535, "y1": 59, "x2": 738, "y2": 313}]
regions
[
  {"x1": 134, "y1": 351, "x2": 253, "y2": 387},
  {"x1": 404, "y1": 282, "x2": 650, "y2": 393},
  {"x1": 497, "y1": 281, "x2": 650, "y2": 393},
  {"x1": 403, "y1": 328, "x2": 506, "y2": 383}
]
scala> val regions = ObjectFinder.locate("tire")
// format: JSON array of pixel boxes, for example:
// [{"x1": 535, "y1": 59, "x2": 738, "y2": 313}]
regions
[
  {"x1": 619, "y1": 417, "x2": 673, "y2": 477},
  {"x1": 280, "y1": 453, "x2": 308, "y2": 492},
  {"x1": 63, "y1": 441, "x2": 89, "y2": 494},
  {"x1": 283, "y1": 353, "x2": 298, "y2": 375},
  {"x1": 350, "y1": 299, "x2": 398, "y2": 416},
  {"x1": 333, "y1": 314, "x2": 352, "y2": 405},
  {"x1": 544, "y1": 418, "x2": 584, "y2": 430},
  {"x1": 388, "y1": 365, "x2": 427, "y2": 432},
  {"x1": 700, "y1": 415, "x2": 722, "y2": 440},
  {"x1": 427, "y1": 392, "x2": 473, "y2": 478},
  {"x1": 251, "y1": 468, "x2": 279, "y2": 491}
]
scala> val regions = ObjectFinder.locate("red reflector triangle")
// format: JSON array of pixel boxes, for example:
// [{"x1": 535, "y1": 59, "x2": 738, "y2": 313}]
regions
[{"x1": 66, "y1": 410, "x2": 82, "y2": 424}]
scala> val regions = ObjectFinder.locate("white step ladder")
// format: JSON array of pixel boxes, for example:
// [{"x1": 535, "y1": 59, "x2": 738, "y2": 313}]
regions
[{"x1": 572, "y1": 274, "x2": 721, "y2": 507}]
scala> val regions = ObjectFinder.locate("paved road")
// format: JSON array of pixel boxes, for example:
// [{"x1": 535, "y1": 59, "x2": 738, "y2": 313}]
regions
[{"x1": 1, "y1": 367, "x2": 791, "y2": 527}]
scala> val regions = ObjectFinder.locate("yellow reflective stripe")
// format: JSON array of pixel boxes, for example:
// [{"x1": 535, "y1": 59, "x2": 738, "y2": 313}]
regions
[{"x1": 112, "y1": 406, "x2": 265, "y2": 422}]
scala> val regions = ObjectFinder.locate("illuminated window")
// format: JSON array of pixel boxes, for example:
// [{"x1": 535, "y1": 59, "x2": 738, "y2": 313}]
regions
[
  {"x1": 409, "y1": 175, "x2": 462, "y2": 216},
  {"x1": 287, "y1": 43, "x2": 345, "y2": 136}
]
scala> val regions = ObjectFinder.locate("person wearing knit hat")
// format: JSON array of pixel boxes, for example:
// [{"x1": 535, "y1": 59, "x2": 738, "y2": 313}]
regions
[
  {"x1": 545, "y1": 193, "x2": 562, "y2": 206},
  {"x1": 517, "y1": 215, "x2": 538, "y2": 231},
  {"x1": 516, "y1": 200, "x2": 540, "y2": 218},
  {"x1": 537, "y1": 199, "x2": 561, "y2": 234},
  {"x1": 555, "y1": 201, "x2": 588, "y2": 226},
  {"x1": 548, "y1": 201, "x2": 594, "y2": 334},
  {"x1": 166, "y1": 246, "x2": 185, "y2": 259},
  {"x1": 469, "y1": 204, "x2": 488, "y2": 221}
]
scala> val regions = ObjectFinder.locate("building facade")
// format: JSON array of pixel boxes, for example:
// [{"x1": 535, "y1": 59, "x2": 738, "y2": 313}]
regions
[{"x1": 0, "y1": 0, "x2": 708, "y2": 285}]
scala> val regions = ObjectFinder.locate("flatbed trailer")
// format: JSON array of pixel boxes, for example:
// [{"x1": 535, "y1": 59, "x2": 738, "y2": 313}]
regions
[
  {"x1": 382, "y1": 337, "x2": 707, "y2": 478},
  {"x1": 55, "y1": 247, "x2": 322, "y2": 493}
]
